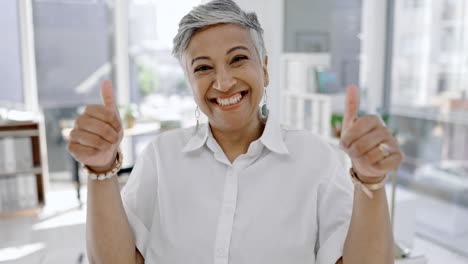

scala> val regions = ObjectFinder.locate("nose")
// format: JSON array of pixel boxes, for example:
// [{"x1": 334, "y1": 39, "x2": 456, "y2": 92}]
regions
[{"x1": 212, "y1": 67, "x2": 236, "y2": 92}]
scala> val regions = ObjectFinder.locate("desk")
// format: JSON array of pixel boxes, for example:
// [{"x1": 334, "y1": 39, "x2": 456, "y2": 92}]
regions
[{"x1": 62, "y1": 122, "x2": 163, "y2": 203}]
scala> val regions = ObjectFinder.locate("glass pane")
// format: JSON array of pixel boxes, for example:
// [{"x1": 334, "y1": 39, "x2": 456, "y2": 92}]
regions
[
  {"x1": 33, "y1": 0, "x2": 113, "y2": 107},
  {"x1": 390, "y1": 0, "x2": 468, "y2": 254},
  {"x1": 0, "y1": 0, "x2": 23, "y2": 106}
]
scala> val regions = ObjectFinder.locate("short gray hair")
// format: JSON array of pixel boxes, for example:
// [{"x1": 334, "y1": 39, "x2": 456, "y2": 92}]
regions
[{"x1": 172, "y1": 0, "x2": 266, "y2": 64}]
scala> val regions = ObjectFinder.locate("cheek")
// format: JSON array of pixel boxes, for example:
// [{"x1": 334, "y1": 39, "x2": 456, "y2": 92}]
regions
[
  {"x1": 190, "y1": 82, "x2": 208, "y2": 105},
  {"x1": 192, "y1": 88, "x2": 203, "y2": 104},
  {"x1": 238, "y1": 65, "x2": 263, "y2": 85},
  {"x1": 244, "y1": 70, "x2": 265, "y2": 98}
]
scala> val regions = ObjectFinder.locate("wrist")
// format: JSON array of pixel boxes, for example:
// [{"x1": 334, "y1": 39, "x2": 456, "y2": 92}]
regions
[
  {"x1": 87, "y1": 151, "x2": 118, "y2": 173},
  {"x1": 83, "y1": 149, "x2": 123, "y2": 181},
  {"x1": 349, "y1": 168, "x2": 388, "y2": 199},
  {"x1": 356, "y1": 174, "x2": 387, "y2": 184}
]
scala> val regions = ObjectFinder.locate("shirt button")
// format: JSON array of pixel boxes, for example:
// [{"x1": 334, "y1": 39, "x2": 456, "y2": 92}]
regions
[{"x1": 216, "y1": 248, "x2": 227, "y2": 257}]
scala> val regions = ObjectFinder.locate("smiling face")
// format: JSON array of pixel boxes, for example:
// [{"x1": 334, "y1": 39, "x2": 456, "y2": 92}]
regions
[{"x1": 184, "y1": 23, "x2": 269, "y2": 133}]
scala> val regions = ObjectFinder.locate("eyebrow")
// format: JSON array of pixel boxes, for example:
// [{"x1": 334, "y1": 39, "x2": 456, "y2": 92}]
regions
[
  {"x1": 191, "y1": 56, "x2": 210, "y2": 66},
  {"x1": 190, "y1": 45, "x2": 250, "y2": 66},
  {"x1": 227, "y1": 45, "x2": 250, "y2": 55}
]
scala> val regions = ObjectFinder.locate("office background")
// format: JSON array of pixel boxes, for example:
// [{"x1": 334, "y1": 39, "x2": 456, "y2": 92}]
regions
[{"x1": 0, "y1": 0, "x2": 467, "y2": 263}]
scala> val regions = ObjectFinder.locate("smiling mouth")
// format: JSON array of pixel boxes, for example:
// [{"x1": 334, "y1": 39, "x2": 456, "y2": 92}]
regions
[{"x1": 210, "y1": 91, "x2": 248, "y2": 107}]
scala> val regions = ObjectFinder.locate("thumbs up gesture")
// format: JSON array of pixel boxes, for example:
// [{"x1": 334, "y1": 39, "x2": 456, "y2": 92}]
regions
[
  {"x1": 340, "y1": 85, "x2": 403, "y2": 183},
  {"x1": 67, "y1": 81, "x2": 123, "y2": 172}
]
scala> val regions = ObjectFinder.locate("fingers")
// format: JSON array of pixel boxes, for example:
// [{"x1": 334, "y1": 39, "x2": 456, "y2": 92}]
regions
[
  {"x1": 373, "y1": 151, "x2": 404, "y2": 172},
  {"x1": 67, "y1": 141, "x2": 99, "y2": 161},
  {"x1": 84, "y1": 105, "x2": 122, "y2": 132},
  {"x1": 346, "y1": 126, "x2": 392, "y2": 158},
  {"x1": 67, "y1": 81, "x2": 122, "y2": 168},
  {"x1": 364, "y1": 140, "x2": 396, "y2": 164},
  {"x1": 340, "y1": 115, "x2": 383, "y2": 148},
  {"x1": 342, "y1": 85, "x2": 360, "y2": 132},
  {"x1": 69, "y1": 129, "x2": 113, "y2": 150},
  {"x1": 338, "y1": 87, "x2": 404, "y2": 177},
  {"x1": 350, "y1": 138, "x2": 402, "y2": 176},
  {"x1": 340, "y1": 110, "x2": 403, "y2": 177},
  {"x1": 74, "y1": 114, "x2": 120, "y2": 144},
  {"x1": 101, "y1": 80, "x2": 117, "y2": 109}
]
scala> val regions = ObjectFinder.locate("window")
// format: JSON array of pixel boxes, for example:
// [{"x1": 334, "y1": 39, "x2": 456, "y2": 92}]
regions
[
  {"x1": 0, "y1": 1, "x2": 24, "y2": 107},
  {"x1": 390, "y1": 0, "x2": 468, "y2": 254},
  {"x1": 33, "y1": 0, "x2": 113, "y2": 107}
]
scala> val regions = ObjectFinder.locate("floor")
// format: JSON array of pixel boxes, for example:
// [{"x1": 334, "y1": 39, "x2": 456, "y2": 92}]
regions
[
  {"x1": 1, "y1": 182, "x2": 468, "y2": 264},
  {"x1": 0, "y1": 183, "x2": 88, "y2": 264}
]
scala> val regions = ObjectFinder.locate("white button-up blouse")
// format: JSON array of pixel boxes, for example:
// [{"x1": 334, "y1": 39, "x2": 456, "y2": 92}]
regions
[{"x1": 121, "y1": 116, "x2": 354, "y2": 264}]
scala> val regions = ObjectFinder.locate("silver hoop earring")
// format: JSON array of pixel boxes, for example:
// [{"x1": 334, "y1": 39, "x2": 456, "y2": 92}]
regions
[
  {"x1": 195, "y1": 106, "x2": 201, "y2": 132},
  {"x1": 261, "y1": 88, "x2": 269, "y2": 119}
]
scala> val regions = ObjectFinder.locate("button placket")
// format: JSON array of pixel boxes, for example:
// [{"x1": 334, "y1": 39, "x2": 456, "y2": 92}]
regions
[{"x1": 213, "y1": 167, "x2": 238, "y2": 264}]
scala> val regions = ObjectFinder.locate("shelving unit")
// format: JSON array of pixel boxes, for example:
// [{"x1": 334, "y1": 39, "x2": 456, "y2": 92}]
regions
[
  {"x1": 0, "y1": 120, "x2": 48, "y2": 217},
  {"x1": 279, "y1": 53, "x2": 344, "y2": 145}
]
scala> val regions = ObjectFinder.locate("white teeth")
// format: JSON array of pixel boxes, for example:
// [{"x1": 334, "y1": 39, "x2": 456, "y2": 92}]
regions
[{"x1": 216, "y1": 93, "x2": 243, "y2": 106}]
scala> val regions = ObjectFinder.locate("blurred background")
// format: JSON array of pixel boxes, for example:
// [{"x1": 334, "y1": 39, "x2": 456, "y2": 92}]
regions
[{"x1": 0, "y1": 0, "x2": 467, "y2": 263}]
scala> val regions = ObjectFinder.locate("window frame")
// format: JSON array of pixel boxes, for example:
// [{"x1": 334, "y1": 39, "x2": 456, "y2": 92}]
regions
[{"x1": 18, "y1": 0, "x2": 39, "y2": 112}]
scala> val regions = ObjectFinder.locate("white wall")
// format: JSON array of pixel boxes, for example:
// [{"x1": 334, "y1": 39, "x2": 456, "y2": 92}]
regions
[{"x1": 283, "y1": 0, "x2": 333, "y2": 52}]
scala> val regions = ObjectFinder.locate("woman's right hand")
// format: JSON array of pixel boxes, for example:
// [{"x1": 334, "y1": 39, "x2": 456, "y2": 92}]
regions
[{"x1": 67, "y1": 80, "x2": 123, "y2": 172}]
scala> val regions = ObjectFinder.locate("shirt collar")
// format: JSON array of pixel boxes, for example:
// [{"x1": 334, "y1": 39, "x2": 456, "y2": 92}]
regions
[
  {"x1": 182, "y1": 114, "x2": 289, "y2": 155},
  {"x1": 182, "y1": 123, "x2": 210, "y2": 153},
  {"x1": 260, "y1": 115, "x2": 289, "y2": 155}
]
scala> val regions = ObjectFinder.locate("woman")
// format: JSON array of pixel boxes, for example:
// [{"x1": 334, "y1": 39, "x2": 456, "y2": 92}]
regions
[{"x1": 67, "y1": 0, "x2": 402, "y2": 263}]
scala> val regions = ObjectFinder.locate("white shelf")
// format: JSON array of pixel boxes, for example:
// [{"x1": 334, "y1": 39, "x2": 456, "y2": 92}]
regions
[{"x1": 0, "y1": 120, "x2": 48, "y2": 215}]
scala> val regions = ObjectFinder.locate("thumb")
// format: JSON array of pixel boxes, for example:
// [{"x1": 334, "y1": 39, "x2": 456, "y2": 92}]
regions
[
  {"x1": 342, "y1": 84, "x2": 360, "y2": 133},
  {"x1": 100, "y1": 80, "x2": 117, "y2": 109}
]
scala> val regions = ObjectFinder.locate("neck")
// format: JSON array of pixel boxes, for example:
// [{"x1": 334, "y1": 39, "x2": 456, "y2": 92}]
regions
[{"x1": 210, "y1": 114, "x2": 265, "y2": 163}]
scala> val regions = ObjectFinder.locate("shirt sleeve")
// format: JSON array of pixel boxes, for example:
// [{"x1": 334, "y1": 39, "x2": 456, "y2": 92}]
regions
[
  {"x1": 120, "y1": 142, "x2": 158, "y2": 257},
  {"x1": 315, "y1": 147, "x2": 354, "y2": 264}
]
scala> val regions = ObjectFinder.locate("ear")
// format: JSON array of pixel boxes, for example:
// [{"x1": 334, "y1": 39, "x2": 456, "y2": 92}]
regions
[{"x1": 263, "y1": 55, "x2": 269, "y2": 87}]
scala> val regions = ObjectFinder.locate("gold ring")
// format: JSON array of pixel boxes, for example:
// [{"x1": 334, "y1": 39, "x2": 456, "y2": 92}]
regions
[{"x1": 378, "y1": 143, "x2": 391, "y2": 158}]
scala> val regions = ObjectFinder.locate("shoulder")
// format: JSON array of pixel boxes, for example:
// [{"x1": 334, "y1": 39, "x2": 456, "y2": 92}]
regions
[
  {"x1": 144, "y1": 125, "x2": 196, "y2": 153},
  {"x1": 282, "y1": 126, "x2": 334, "y2": 155},
  {"x1": 281, "y1": 126, "x2": 349, "y2": 171}
]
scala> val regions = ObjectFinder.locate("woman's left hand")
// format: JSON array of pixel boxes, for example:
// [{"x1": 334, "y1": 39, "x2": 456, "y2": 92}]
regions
[{"x1": 339, "y1": 85, "x2": 404, "y2": 183}]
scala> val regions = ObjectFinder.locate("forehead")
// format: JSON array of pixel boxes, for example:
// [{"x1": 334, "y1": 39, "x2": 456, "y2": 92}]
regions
[{"x1": 185, "y1": 24, "x2": 255, "y2": 60}]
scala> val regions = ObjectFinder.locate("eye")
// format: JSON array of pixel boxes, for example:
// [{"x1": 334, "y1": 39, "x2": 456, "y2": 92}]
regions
[
  {"x1": 194, "y1": 65, "x2": 212, "y2": 73},
  {"x1": 231, "y1": 55, "x2": 248, "y2": 63}
]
